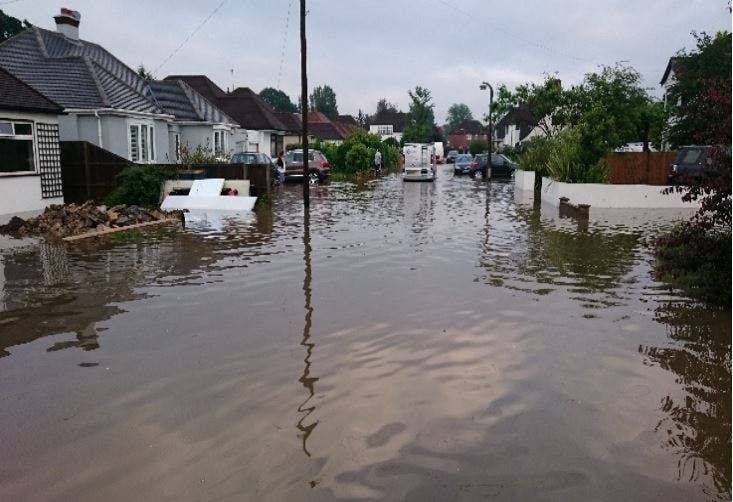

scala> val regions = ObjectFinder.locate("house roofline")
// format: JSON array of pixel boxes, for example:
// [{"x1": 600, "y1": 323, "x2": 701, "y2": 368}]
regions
[{"x1": 63, "y1": 107, "x2": 175, "y2": 120}]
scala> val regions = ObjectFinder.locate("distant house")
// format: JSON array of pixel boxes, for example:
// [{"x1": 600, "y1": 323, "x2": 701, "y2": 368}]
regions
[
  {"x1": 148, "y1": 79, "x2": 238, "y2": 161},
  {"x1": 307, "y1": 111, "x2": 354, "y2": 145},
  {"x1": 494, "y1": 105, "x2": 541, "y2": 150},
  {"x1": 368, "y1": 111, "x2": 407, "y2": 142},
  {"x1": 0, "y1": 67, "x2": 64, "y2": 220},
  {"x1": 274, "y1": 112, "x2": 303, "y2": 150},
  {"x1": 448, "y1": 119, "x2": 487, "y2": 152},
  {"x1": 660, "y1": 56, "x2": 684, "y2": 150},
  {"x1": 0, "y1": 9, "x2": 236, "y2": 164},
  {"x1": 166, "y1": 76, "x2": 289, "y2": 157}
]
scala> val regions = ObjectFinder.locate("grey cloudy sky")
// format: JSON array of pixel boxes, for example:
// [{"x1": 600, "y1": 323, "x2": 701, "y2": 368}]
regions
[{"x1": 6, "y1": 0, "x2": 731, "y2": 123}]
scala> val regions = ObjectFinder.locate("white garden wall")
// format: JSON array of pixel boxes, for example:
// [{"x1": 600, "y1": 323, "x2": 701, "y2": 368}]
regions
[
  {"x1": 540, "y1": 177, "x2": 701, "y2": 209},
  {"x1": 514, "y1": 169, "x2": 535, "y2": 191}
]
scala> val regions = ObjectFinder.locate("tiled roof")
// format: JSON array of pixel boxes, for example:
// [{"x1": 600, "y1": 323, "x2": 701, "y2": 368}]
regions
[
  {"x1": 454, "y1": 119, "x2": 484, "y2": 135},
  {"x1": 0, "y1": 27, "x2": 160, "y2": 114},
  {"x1": 274, "y1": 112, "x2": 302, "y2": 133},
  {"x1": 337, "y1": 114, "x2": 357, "y2": 126},
  {"x1": 164, "y1": 74, "x2": 227, "y2": 100},
  {"x1": 0, "y1": 66, "x2": 63, "y2": 113},
  {"x1": 218, "y1": 87, "x2": 288, "y2": 130},
  {"x1": 149, "y1": 79, "x2": 236, "y2": 124},
  {"x1": 368, "y1": 111, "x2": 407, "y2": 132},
  {"x1": 309, "y1": 121, "x2": 344, "y2": 141}
]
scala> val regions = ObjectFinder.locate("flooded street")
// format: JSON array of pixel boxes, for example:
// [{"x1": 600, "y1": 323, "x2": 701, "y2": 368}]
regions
[{"x1": 0, "y1": 166, "x2": 729, "y2": 501}]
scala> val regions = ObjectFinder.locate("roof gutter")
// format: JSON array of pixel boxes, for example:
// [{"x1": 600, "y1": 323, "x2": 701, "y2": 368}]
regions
[{"x1": 63, "y1": 108, "x2": 176, "y2": 120}]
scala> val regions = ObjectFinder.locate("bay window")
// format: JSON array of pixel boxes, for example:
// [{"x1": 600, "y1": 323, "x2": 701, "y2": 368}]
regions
[{"x1": 129, "y1": 122, "x2": 155, "y2": 163}]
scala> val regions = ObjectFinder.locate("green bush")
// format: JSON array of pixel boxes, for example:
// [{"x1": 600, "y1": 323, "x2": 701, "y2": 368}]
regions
[
  {"x1": 469, "y1": 139, "x2": 488, "y2": 155},
  {"x1": 518, "y1": 136, "x2": 552, "y2": 174},
  {"x1": 344, "y1": 143, "x2": 373, "y2": 172},
  {"x1": 105, "y1": 165, "x2": 173, "y2": 207},
  {"x1": 545, "y1": 128, "x2": 607, "y2": 183},
  {"x1": 655, "y1": 223, "x2": 731, "y2": 306}
]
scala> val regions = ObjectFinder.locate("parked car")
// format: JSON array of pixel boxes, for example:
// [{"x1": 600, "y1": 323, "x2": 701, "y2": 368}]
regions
[
  {"x1": 446, "y1": 150, "x2": 459, "y2": 164},
  {"x1": 468, "y1": 153, "x2": 518, "y2": 179},
  {"x1": 668, "y1": 145, "x2": 716, "y2": 185},
  {"x1": 284, "y1": 149, "x2": 330, "y2": 182},
  {"x1": 453, "y1": 154, "x2": 473, "y2": 174},
  {"x1": 231, "y1": 151, "x2": 281, "y2": 184}
]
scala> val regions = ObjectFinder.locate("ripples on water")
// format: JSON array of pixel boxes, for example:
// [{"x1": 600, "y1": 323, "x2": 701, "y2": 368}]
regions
[{"x1": 0, "y1": 169, "x2": 728, "y2": 501}]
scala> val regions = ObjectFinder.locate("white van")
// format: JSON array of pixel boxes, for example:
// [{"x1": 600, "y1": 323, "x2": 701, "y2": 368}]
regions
[{"x1": 403, "y1": 143, "x2": 436, "y2": 182}]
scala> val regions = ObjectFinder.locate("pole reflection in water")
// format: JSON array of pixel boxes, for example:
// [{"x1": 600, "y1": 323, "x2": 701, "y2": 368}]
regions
[{"x1": 297, "y1": 207, "x2": 319, "y2": 457}]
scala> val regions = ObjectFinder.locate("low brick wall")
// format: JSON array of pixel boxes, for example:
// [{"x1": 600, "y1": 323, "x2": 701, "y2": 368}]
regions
[{"x1": 605, "y1": 151, "x2": 678, "y2": 186}]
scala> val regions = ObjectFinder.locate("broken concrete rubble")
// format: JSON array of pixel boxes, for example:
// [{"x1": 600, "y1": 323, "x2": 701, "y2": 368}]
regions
[{"x1": 0, "y1": 202, "x2": 182, "y2": 238}]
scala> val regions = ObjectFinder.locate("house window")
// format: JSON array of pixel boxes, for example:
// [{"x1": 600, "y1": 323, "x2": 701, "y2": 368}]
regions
[
  {"x1": 129, "y1": 123, "x2": 155, "y2": 163},
  {"x1": 0, "y1": 120, "x2": 35, "y2": 174},
  {"x1": 213, "y1": 129, "x2": 228, "y2": 157},
  {"x1": 376, "y1": 125, "x2": 393, "y2": 135},
  {"x1": 466, "y1": 134, "x2": 473, "y2": 141}
]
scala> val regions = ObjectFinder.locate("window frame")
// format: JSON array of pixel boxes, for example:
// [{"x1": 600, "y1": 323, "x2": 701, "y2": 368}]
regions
[
  {"x1": 213, "y1": 127, "x2": 229, "y2": 158},
  {"x1": 0, "y1": 119, "x2": 37, "y2": 176},
  {"x1": 127, "y1": 120, "x2": 156, "y2": 164}
]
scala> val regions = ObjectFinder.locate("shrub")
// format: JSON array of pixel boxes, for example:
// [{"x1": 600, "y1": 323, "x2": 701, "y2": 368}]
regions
[
  {"x1": 105, "y1": 165, "x2": 173, "y2": 207},
  {"x1": 469, "y1": 139, "x2": 488, "y2": 155},
  {"x1": 344, "y1": 143, "x2": 373, "y2": 172},
  {"x1": 545, "y1": 128, "x2": 607, "y2": 183},
  {"x1": 654, "y1": 223, "x2": 731, "y2": 306},
  {"x1": 518, "y1": 136, "x2": 552, "y2": 174}
]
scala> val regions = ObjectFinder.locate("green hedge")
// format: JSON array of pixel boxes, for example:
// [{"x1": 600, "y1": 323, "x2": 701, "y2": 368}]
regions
[{"x1": 105, "y1": 165, "x2": 174, "y2": 207}]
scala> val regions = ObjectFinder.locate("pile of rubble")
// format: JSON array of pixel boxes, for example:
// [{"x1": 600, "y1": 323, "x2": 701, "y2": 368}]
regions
[{"x1": 0, "y1": 201, "x2": 181, "y2": 238}]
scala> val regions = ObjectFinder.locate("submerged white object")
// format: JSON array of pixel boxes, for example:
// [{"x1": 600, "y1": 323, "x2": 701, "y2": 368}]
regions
[{"x1": 160, "y1": 178, "x2": 257, "y2": 211}]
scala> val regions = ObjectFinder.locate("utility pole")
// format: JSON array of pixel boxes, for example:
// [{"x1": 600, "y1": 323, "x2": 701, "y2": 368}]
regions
[
  {"x1": 480, "y1": 81, "x2": 493, "y2": 179},
  {"x1": 300, "y1": 0, "x2": 309, "y2": 207}
]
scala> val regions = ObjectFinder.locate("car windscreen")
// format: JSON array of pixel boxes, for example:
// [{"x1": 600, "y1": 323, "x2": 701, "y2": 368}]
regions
[
  {"x1": 456, "y1": 155, "x2": 472, "y2": 162},
  {"x1": 679, "y1": 149, "x2": 702, "y2": 164},
  {"x1": 232, "y1": 153, "x2": 258, "y2": 164}
]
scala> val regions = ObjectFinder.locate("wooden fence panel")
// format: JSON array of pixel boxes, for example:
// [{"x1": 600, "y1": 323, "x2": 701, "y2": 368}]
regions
[
  {"x1": 605, "y1": 151, "x2": 678, "y2": 186},
  {"x1": 61, "y1": 141, "x2": 271, "y2": 203}
]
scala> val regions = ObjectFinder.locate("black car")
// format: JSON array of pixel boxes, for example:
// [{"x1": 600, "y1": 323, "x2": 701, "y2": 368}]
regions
[
  {"x1": 446, "y1": 150, "x2": 459, "y2": 164},
  {"x1": 669, "y1": 146, "x2": 716, "y2": 184},
  {"x1": 231, "y1": 151, "x2": 281, "y2": 184},
  {"x1": 469, "y1": 153, "x2": 517, "y2": 178}
]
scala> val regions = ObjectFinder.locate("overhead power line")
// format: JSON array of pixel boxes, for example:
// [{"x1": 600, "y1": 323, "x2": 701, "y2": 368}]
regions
[
  {"x1": 276, "y1": 0, "x2": 294, "y2": 89},
  {"x1": 434, "y1": 0, "x2": 594, "y2": 64},
  {"x1": 153, "y1": 0, "x2": 229, "y2": 77}
]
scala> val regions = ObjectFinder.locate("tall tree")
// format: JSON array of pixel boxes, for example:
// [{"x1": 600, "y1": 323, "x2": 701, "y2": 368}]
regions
[
  {"x1": 309, "y1": 85, "x2": 339, "y2": 118},
  {"x1": 260, "y1": 87, "x2": 299, "y2": 113},
  {"x1": 402, "y1": 86, "x2": 435, "y2": 143},
  {"x1": 493, "y1": 75, "x2": 566, "y2": 137},
  {"x1": 0, "y1": 9, "x2": 31, "y2": 42},
  {"x1": 136, "y1": 64, "x2": 154, "y2": 81},
  {"x1": 375, "y1": 98, "x2": 398, "y2": 114},
  {"x1": 445, "y1": 103, "x2": 473, "y2": 134}
]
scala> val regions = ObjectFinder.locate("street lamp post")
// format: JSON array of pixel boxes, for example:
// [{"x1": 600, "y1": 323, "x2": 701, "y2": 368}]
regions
[{"x1": 480, "y1": 81, "x2": 493, "y2": 179}]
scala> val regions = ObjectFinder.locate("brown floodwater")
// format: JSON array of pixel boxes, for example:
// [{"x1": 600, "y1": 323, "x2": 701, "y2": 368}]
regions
[{"x1": 0, "y1": 166, "x2": 729, "y2": 501}]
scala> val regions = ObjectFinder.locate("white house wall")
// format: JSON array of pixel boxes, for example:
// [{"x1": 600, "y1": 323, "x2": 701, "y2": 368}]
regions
[{"x1": 0, "y1": 111, "x2": 64, "y2": 220}]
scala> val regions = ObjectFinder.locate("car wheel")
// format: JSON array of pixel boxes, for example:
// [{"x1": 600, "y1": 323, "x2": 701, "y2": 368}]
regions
[{"x1": 308, "y1": 171, "x2": 320, "y2": 184}]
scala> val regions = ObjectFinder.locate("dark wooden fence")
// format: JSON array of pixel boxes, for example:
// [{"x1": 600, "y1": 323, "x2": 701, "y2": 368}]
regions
[
  {"x1": 61, "y1": 141, "x2": 271, "y2": 204},
  {"x1": 605, "y1": 151, "x2": 678, "y2": 185}
]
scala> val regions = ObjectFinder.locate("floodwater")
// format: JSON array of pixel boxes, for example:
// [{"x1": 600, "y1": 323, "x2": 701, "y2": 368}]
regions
[{"x1": 0, "y1": 166, "x2": 729, "y2": 501}]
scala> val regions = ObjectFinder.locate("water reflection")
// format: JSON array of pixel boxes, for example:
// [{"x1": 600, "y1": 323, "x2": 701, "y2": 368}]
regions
[
  {"x1": 297, "y1": 208, "x2": 319, "y2": 457},
  {"x1": 641, "y1": 302, "x2": 731, "y2": 498},
  {"x1": 481, "y1": 196, "x2": 640, "y2": 309},
  {"x1": 0, "y1": 207, "x2": 274, "y2": 358}
]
